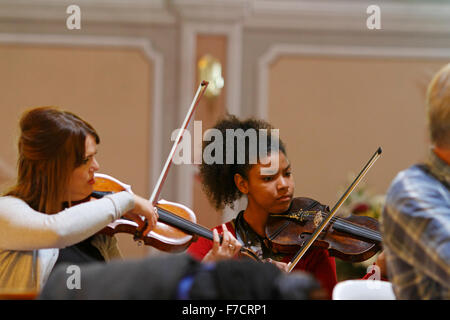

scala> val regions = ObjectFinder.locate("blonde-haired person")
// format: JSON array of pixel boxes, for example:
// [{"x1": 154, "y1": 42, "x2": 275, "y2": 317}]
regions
[
  {"x1": 0, "y1": 107, "x2": 158, "y2": 293},
  {"x1": 427, "y1": 63, "x2": 450, "y2": 152},
  {"x1": 381, "y1": 63, "x2": 450, "y2": 299}
]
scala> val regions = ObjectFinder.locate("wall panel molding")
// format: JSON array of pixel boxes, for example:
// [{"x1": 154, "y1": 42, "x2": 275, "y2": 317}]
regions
[
  {"x1": 0, "y1": 33, "x2": 164, "y2": 195},
  {"x1": 257, "y1": 43, "x2": 450, "y2": 119},
  {"x1": 0, "y1": 0, "x2": 175, "y2": 26},
  {"x1": 246, "y1": 0, "x2": 450, "y2": 34},
  {"x1": 2, "y1": 1, "x2": 449, "y2": 35}
]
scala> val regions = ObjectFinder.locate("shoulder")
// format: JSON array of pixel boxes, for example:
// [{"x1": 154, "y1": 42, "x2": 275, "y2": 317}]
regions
[
  {"x1": 385, "y1": 165, "x2": 448, "y2": 211},
  {"x1": 386, "y1": 165, "x2": 449, "y2": 215},
  {"x1": 0, "y1": 196, "x2": 27, "y2": 205},
  {"x1": 0, "y1": 196, "x2": 31, "y2": 212},
  {"x1": 387, "y1": 165, "x2": 438, "y2": 196},
  {"x1": 382, "y1": 164, "x2": 449, "y2": 235}
]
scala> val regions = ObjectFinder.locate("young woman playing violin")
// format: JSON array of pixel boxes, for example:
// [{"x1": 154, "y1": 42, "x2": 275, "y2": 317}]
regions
[
  {"x1": 187, "y1": 115, "x2": 337, "y2": 298},
  {"x1": 0, "y1": 106, "x2": 158, "y2": 292}
]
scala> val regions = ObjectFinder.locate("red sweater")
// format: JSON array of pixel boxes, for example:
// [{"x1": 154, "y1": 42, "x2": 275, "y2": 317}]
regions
[{"x1": 187, "y1": 221, "x2": 337, "y2": 299}]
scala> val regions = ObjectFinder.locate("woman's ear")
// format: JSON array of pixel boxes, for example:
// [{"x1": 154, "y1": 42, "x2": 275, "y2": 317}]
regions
[{"x1": 234, "y1": 173, "x2": 248, "y2": 195}]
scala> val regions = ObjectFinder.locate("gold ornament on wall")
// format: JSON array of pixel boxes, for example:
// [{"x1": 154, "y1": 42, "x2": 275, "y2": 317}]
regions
[{"x1": 198, "y1": 54, "x2": 224, "y2": 99}]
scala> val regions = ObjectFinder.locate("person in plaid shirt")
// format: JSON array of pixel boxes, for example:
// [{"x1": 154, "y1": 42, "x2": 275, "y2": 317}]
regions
[{"x1": 381, "y1": 63, "x2": 450, "y2": 299}]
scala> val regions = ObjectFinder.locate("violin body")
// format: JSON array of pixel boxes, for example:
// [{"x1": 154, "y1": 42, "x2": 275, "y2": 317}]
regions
[
  {"x1": 94, "y1": 173, "x2": 199, "y2": 253},
  {"x1": 266, "y1": 197, "x2": 382, "y2": 262},
  {"x1": 101, "y1": 199, "x2": 197, "y2": 253}
]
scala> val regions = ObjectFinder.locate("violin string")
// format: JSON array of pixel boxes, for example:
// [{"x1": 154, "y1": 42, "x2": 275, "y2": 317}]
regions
[
  {"x1": 160, "y1": 210, "x2": 213, "y2": 239},
  {"x1": 159, "y1": 209, "x2": 212, "y2": 236},
  {"x1": 315, "y1": 212, "x2": 380, "y2": 236},
  {"x1": 157, "y1": 207, "x2": 214, "y2": 240},
  {"x1": 327, "y1": 215, "x2": 379, "y2": 235},
  {"x1": 333, "y1": 222, "x2": 382, "y2": 242},
  {"x1": 336, "y1": 220, "x2": 381, "y2": 239},
  {"x1": 318, "y1": 220, "x2": 381, "y2": 242},
  {"x1": 328, "y1": 217, "x2": 381, "y2": 241},
  {"x1": 302, "y1": 212, "x2": 381, "y2": 241},
  {"x1": 302, "y1": 211, "x2": 378, "y2": 235},
  {"x1": 329, "y1": 218, "x2": 381, "y2": 241}
]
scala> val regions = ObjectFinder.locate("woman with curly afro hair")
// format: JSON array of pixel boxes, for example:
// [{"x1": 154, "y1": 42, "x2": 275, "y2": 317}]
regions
[{"x1": 187, "y1": 115, "x2": 337, "y2": 298}]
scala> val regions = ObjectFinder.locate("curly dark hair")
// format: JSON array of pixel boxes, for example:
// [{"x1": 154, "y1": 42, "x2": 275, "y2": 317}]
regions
[{"x1": 199, "y1": 115, "x2": 286, "y2": 210}]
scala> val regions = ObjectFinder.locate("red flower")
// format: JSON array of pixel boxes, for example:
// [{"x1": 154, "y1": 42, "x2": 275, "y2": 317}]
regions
[{"x1": 352, "y1": 203, "x2": 370, "y2": 214}]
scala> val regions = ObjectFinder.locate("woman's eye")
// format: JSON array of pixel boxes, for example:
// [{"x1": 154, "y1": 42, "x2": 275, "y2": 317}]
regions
[
  {"x1": 285, "y1": 171, "x2": 292, "y2": 177},
  {"x1": 263, "y1": 176, "x2": 274, "y2": 182},
  {"x1": 81, "y1": 158, "x2": 90, "y2": 165}
]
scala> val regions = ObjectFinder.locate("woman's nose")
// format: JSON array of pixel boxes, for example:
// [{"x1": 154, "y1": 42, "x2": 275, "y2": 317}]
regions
[
  {"x1": 91, "y1": 157, "x2": 100, "y2": 172},
  {"x1": 277, "y1": 176, "x2": 289, "y2": 189}
]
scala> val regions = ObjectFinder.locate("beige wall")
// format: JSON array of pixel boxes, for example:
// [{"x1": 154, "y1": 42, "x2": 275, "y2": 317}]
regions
[
  {"x1": 268, "y1": 56, "x2": 447, "y2": 207},
  {"x1": 0, "y1": 44, "x2": 154, "y2": 258}
]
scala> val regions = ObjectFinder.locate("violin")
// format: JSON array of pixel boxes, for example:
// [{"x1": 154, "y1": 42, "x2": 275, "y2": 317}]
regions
[
  {"x1": 93, "y1": 173, "x2": 218, "y2": 253},
  {"x1": 265, "y1": 196, "x2": 382, "y2": 263}
]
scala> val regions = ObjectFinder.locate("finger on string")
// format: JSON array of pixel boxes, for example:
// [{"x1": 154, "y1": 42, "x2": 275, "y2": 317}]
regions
[
  {"x1": 144, "y1": 213, "x2": 157, "y2": 235},
  {"x1": 151, "y1": 210, "x2": 159, "y2": 230},
  {"x1": 135, "y1": 216, "x2": 148, "y2": 236},
  {"x1": 128, "y1": 214, "x2": 149, "y2": 239},
  {"x1": 212, "y1": 229, "x2": 220, "y2": 252},
  {"x1": 152, "y1": 206, "x2": 159, "y2": 219},
  {"x1": 233, "y1": 239, "x2": 242, "y2": 252},
  {"x1": 221, "y1": 224, "x2": 230, "y2": 247},
  {"x1": 226, "y1": 226, "x2": 241, "y2": 250},
  {"x1": 142, "y1": 219, "x2": 152, "y2": 237}
]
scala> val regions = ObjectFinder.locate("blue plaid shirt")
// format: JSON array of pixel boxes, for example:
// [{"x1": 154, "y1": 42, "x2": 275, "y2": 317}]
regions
[{"x1": 381, "y1": 150, "x2": 450, "y2": 299}]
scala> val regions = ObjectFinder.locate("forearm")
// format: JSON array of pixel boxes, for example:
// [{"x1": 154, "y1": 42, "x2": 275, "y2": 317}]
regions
[{"x1": 0, "y1": 192, "x2": 134, "y2": 250}]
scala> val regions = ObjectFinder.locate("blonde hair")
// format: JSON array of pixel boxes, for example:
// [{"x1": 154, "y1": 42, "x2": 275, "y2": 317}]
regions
[
  {"x1": 5, "y1": 107, "x2": 99, "y2": 214},
  {"x1": 426, "y1": 63, "x2": 450, "y2": 148}
]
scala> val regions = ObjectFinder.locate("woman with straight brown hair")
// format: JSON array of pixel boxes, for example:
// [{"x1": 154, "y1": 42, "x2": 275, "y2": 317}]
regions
[{"x1": 0, "y1": 106, "x2": 158, "y2": 293}]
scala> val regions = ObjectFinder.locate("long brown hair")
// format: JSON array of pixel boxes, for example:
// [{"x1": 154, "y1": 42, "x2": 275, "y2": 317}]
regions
[{"x1": 5, "y1": 107, "x2": 100, "y2": 214}]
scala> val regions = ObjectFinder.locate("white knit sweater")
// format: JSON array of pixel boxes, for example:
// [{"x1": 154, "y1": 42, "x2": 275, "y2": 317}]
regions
[{"x1": 0, "y1": 191, "x2": 134, "y2": 291}]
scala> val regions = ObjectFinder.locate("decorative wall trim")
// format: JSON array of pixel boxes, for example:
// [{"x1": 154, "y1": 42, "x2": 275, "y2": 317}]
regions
[
  {"x1": 246, "y1": 0, "x2": 450, "y2": 34},
  {"x1": 0, "y1": 33, "x2": 164, "y2": 195},
  {"x1": 257, "y1": 43, "x2": 450, "y2": 119},
  {"x1": 0, "y1": 0, "x2": 175, "y2": 26},
  {"x1": 172, "y1": 0, "x2": 249, "y2": 22},
  {"x1": 173, "y1": 0, "x2": 450, "y2": 35},
  {"x1": 3, "y1": 0, "x2": 449, "y2": 34}
]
